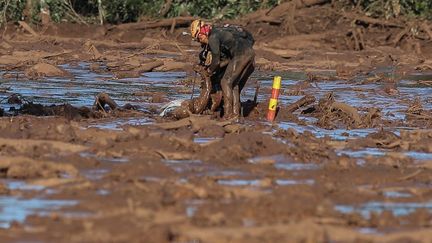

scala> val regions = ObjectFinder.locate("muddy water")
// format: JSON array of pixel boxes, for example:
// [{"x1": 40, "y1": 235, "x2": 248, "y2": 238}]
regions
[
  {"x1": 249, "y1": 72, "x2": 432, "y2": 120},
  {"x1": 2, "y1": 63, "x2": 429, "y2": 130},
  {"x1": 335, "y1": 201, "x2": 432, "y2": 219},
  {"x1": 0, "y1": 63, "x2": 189, "y2": 113},
  {"x1": 0, "y1": 180, "x2": 78, "y2": 228}
]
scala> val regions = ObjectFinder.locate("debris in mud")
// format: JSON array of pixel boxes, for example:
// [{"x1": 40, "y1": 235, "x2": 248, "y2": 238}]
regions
[
  {"x1": 286, "y1": 94, "x2": 316, "y2": 113},
  {"x1": 349, "y1": 130, "x2": 401, "y2": 150},
  {"x1": 93, "y1": 92, "x2": 138, "y2": 112},
  {"x1": 160, "y1": 65, "x2": 216, "y2": 119},
  {"x1": 7, "y1": 94, "x2": 23, "y2": 104},
  {"x1": 4, "y1": 92, "x2": 139, "y2": 120},
  {"x1": 84, "y1": 41, "x2": 103, "y2": 60},
  {"x1": 18, "y1": 102, "x2": 94, "y2": 120},
  {"x1": 406, "y1": 97, "x2": 429, "y2": 118},
  {"x1": 94, "y1": 93, "x2": 119, "y2": 111},
  {"x1": 24, "y1": 63, "x2": 71, "y2": 79},
  {"x1": 310, "y1": 93, "x2": 381, "y2": 129}
]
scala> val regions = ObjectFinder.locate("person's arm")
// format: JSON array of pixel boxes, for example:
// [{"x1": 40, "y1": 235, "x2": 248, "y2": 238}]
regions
[{"x1": 207, "y1": 35, "x2": 220, "y2": 73}]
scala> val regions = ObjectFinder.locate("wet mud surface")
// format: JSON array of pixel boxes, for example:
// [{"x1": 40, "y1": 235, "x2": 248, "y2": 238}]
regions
[
  {"x1": 0, "y1": 62, "x2": 431, "y2": 242},
  {"x1": 2, "y1": 5, "x2": 432, "y2": 243}
]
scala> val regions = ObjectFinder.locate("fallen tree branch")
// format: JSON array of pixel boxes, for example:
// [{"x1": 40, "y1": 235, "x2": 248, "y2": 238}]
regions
[
  {"x1": 286, "y1": 95, "x2": 316, "y2": 113},
  {"x1": 18, "y1": 21, "x2": 39, "y2": 36},
  {"x1": 393, "y1": 27, "x2": 410, "y2": 46},
  {"x1": 94, "y1": 93, "x2": 118, "y2": 111},
  {"x1": 341, "y1": 12, "x2": 404, "y2": 28}
]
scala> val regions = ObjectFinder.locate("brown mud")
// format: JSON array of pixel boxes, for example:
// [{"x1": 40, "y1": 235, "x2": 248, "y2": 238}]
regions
[{"x1": 1, "y1": 3, "x2": 432, "y2": 243}]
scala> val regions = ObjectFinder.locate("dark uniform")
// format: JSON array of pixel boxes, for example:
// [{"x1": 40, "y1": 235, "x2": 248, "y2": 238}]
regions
[{"x1": 204, "y1": 25, "x2": 255, "y2": 118}]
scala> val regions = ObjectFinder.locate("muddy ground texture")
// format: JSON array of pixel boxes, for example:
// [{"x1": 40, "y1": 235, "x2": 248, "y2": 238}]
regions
[{"x1": 1, "y1": 2, "x2": 432, "y2": 242}]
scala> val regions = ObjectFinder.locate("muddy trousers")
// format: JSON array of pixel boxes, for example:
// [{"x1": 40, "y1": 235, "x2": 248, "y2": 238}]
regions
[{"x1": 220, "y1": 49, "x2": 255, "y2": 118}]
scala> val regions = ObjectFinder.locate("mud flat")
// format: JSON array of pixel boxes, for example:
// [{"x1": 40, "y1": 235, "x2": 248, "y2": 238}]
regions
[{"x1": 1, "y1": 4, "x2": 432, "y2": 242}]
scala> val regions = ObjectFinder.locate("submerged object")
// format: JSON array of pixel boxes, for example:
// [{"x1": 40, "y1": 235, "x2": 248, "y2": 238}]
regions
[
  {"x1": 160, "y1": 65, "x2": 212, "y2": 118},
  {"x1": 160, "y1": 99, "x2": 186, "y2": 117}
]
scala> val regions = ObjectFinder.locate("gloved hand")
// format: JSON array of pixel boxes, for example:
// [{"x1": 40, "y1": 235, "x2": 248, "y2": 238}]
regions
[{"x1": 206, "y1": 68, "x2": 214, "y2": 76}]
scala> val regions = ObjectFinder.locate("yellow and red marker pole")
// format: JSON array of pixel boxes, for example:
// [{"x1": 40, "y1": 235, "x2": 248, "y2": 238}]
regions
[{"x1": 267, "y1": 76, "x2": 281, "y2": 122}]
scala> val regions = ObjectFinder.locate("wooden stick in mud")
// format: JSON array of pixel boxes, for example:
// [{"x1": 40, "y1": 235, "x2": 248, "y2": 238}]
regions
[
  {"x1": 94, "y1": 93, "x2": 118, "y2": 111},
  {"x1": 286, "y1": 94, "x2": 316, "y2": 113},
  {"x1": 253, "y1": 85, "x2": 260, "y2": 104}
]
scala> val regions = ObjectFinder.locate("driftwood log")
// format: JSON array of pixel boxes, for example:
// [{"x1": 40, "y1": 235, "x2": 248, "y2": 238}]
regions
[{"x1": 286, "y1": 95, "x2": 316, "y2": 113}]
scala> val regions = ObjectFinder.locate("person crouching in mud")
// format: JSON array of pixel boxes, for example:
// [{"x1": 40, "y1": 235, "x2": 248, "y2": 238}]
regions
[{"x1": 190, "y1": 20, "x2": 255, "y2": 119}]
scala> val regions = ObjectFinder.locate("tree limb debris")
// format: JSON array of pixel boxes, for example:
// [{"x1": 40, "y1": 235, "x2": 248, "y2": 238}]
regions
[
  {"x1": 341, "y1": 12, "x2": 404, "y2": 28},
  {"x1": 18, "y1": 21, "x2": 39, "y2": 37},
  {"x1": 331, "y1": 102, "x2": 362, "y2": 126},
  {"x1": 286, "y1": 95, "x2": 316, "y2": 113},
  {"x1": 94, "y1": 93, "x2": 118, "y2": 111}
]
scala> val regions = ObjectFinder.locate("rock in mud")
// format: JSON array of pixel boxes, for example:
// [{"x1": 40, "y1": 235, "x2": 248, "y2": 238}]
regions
[{"x1": 25, "y1": 63, "x2": 70, "y2": 79}]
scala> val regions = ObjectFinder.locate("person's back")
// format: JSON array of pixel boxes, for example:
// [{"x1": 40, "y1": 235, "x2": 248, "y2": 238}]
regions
[
  {"x1": 209, "y1": 26, "x2": 253, "y2": 54},
  {"x1": 207, "y1": 26, "x2": 254, "y2": 72},
  {"x1": 218, "y1": 24, "x2": 255, "y2": 47}
]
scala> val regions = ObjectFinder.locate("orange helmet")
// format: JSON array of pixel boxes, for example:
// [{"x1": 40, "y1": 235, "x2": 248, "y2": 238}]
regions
[{"x1": 190, "y1": 19, "x2": 205, "y2": 40}]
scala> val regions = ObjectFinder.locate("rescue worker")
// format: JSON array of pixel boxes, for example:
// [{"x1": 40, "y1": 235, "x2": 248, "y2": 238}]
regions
[{"x1": 190, "y1": 20, "x2": 255, "y2": 119}]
